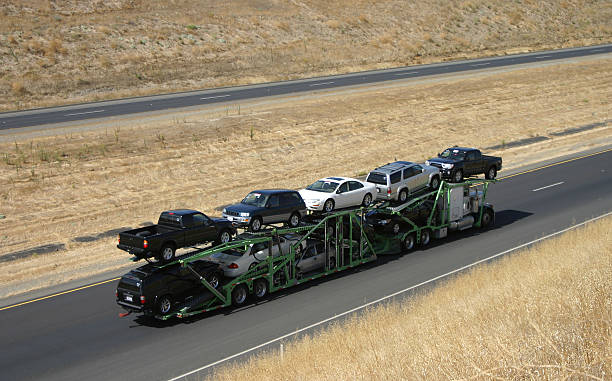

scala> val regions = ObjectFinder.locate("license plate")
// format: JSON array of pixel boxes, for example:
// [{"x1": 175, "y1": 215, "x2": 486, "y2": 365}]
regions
[{"x1": 125, "y1": 295, "x2": 133, "y2": 302}]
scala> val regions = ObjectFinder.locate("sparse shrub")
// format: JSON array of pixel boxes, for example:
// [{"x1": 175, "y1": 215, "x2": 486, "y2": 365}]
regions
[
  {"x1": 11, "y1": 81, "x2": 26, "y2": 95},
  {"x1": 186, "y1": 24, "x2": 198, "y2": 30},
  {"x1": 326, "y1": 20, "x2": 341, "y2": 29}
]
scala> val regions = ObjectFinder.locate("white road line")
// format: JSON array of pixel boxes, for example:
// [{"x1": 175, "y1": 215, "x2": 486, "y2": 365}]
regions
[
  {"x1": 591, "y1": 49, "x2": 604, "y2": 52},
  {"x1": 166, "y1": 211, "x2": 612, "y2": 381},
  {"x1": 471, "y1": 63, "x2": 490, "y2": 67},
  {"x1": 309, "y1": 81, "x2": 335, "y2": 87},
  {"x1": 200, "y1": 94, "x2": 230, "y2": 100},
  {"x1": 65, "y1": 110, "x2": 105, "y2": 116},
  {"x1": 532, "y1": 181, "x2": 564, "y2": 192},
  {"x1": 536, "y1": 55, "x2": 551, "y2": 59},
  {"x1": 394, "y1": 71, "x2": 419, "y2": 76}
]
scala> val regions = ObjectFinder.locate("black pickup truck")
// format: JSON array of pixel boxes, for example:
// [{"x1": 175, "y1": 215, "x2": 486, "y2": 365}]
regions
[
  {"x1": 426, "y1": 147, "x2": 502, "y2": 182},
  {"x1": 117, "y1": 209, "x2": 235, "y2": 262}
]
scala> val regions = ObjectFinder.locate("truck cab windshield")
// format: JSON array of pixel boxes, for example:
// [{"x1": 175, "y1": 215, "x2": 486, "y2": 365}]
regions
[
  {"x1": 439, "y1": 149, "x2": 466, "y2": 160},
  {"x1": 241, "y1": 192, "x2": 268, "y2": 207}
]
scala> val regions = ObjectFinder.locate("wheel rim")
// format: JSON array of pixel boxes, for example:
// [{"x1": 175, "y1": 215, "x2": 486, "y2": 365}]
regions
[
  {"x1": 363, "y1": 194, "x2": 372, "y2": 206},
  {"x1": 208, "y1": 275, "x2": 219, "y2": 289},
  {"x1": 251, "y1": 219, "x2": 261, "y2": 231},
  {"x1": 392, "y1": 223, "x2": 400, "y2": 234},
  {"x1": 324, "y1": 200, "x2": 334, "y2": 212},
  {"x1": 482, "y1": 212, "x2": 491, "y2": 226},
  {"x1": 432, "y1": 178, "x2": 439, "y2": 189},
  {"x1": 159, "y1": 297, "x2": 171, "y2": 314},
  {"x1": 489, "y1": 168, "x2": 496, "y2": 179},
  {"x1": 234, "y1": 287, "x2": 247, "y2": 304},
  {"x1": 162, "y1": 247, "x2": 174, "y2": 261},
  {"x1": 255, "y1": 281, "x2": 267, "y2": 298},
  {"x1": 404, "y1": 236, "x2": 414, "y2": 250},
  {"x1": 454, "y1": 171, "x2": 462, "y2": 182},
  {"x1": 220, "y1": 231, "x2": 231, "y2": 243},
  {"x1": 400, "y1": 191, "x2": 407, "y2": 202},
  {"x1": 421, "y1": 231, "x2": 430, "y2": 246},
  {"x1": 290, "y1": 214, "x2": 299, "y2": 226}
]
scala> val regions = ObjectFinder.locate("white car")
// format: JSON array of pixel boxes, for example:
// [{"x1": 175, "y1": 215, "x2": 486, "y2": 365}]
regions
[
  {"x1": 207, "y1": 234, "x2": 305, "y2": 278},
  {"x1": 299, "y1": 177, "x2": 376, "y2": 212}
]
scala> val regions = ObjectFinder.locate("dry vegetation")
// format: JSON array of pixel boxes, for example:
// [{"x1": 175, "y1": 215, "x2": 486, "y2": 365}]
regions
[
  {"x1": 0, "y1": 57, "x2": 610, "y2": 297},
  {"x1": 0, "y1": 0, "x2": 611, "y2": 111},
  {"x1": 208, "y1": 215, "x2": 612, "y2": 380}
]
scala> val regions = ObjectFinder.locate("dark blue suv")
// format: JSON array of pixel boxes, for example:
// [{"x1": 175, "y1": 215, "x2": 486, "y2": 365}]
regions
[{"x1": 222, "y1": 189, "x2": 307, "y2": 231}]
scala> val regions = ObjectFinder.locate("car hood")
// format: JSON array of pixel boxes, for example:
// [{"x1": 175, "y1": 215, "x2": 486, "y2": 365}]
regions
[
  {"x1": 211, "y1": 217, "x2": 231, "y2": 224},
  {"x1": 428, "y1": 157, "x2": 458, "y2": 165},
  {"x1": 299, "y1": 189, "x2": 333, "y2": 201},
  {"x1": 224, "y1": 203, "x2": 263, "y2": 214},
  {"x1": 207, "y1": 252, "x2": 242, "y2": 266}
]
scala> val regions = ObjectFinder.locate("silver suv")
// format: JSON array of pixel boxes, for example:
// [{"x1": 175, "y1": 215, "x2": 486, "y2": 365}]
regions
[{"x1": 365, "y1": 161, "x2": 440, "y2": 202}]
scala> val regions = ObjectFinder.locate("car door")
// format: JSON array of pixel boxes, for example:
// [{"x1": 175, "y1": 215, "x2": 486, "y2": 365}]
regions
[
  {"x1": 465, "y1": 150, "x2": 481, "y2": 175},
  {"x1": 297, "y1": 245, "x2": 317, "y2": 272},
  {"x1": 185, "y1": 213, "x2": 216, "y2": 245},
  {"x1": 402, "y1": 166, "x2": 419, "y2": 192},
  {"x1": 348, "y1": 181, "x2": 366, "y2": 206},
  {"x1": 335, "y1": 181, "x2": 351, "y2": 208},
  {"x1": 263, "y1": 194, "x2": 281, "y2": 223},
  {"x1": 411, "y1": 164, "x2": 429, "y2": 190}
]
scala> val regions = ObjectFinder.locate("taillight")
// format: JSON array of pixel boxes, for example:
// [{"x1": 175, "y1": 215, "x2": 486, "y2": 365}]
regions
[
  {"x1": 387, "y1": 188, "x2": 391, "y2": 195},
  {"x1": 228, "y1": 263, "x2": 239, "y2": 269},
  {"x1": 143, "y1": 240, "x2": 148, "y2": 249},
  {"x1": 140, "y1": 296, "x2": 146, "y2": 305},
  {"x1": 118, "y1": 235, "x2": 120, "y2": 244},
  {"x1": 115, "y1": 289, "x2": 118, "y2": 297}
]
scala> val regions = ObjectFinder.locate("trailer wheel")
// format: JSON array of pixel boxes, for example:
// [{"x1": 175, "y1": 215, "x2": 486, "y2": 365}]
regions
[
  {"x1": 254, "y1": 279, "x2": 268, "y2": 299},
  {"x1": 362, "y1": 193, "x2": 373, "y2": 207},
  {"x1": 157, "y1": 295, "x2": 173, "y2": 315},
  {"x1": 481, "y1": 209, "x2": 494, "y2": 228},
  {"x1": 402, "y1": 233, "x2": 416, "y2": 252},
  {"x1": 485, "y1": 166, "x2": 497, "y2": 180},
  {"x1": 420, "y1": 229, "x2": 431, "y2": 247},
  {"x1": 249, "y1": 217, "x2": 263, "y2": 232},
  {"x1": 289, "y1": 212, "x2": 301, "y2": 227},
  {"x1": 159, "y1": 244, "x2": 175, "y2": 262},
  {"x1": 453, "y1": 169, "x2": 463, "y2": 183},
  {"x1": 323, "y1": 199, "x2": 335, "y2": 213},
  {"x1": 231, "y1": 284, "x2": 248, "y2": 307}
]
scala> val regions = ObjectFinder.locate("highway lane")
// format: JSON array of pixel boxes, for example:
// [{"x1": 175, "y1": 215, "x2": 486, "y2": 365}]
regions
[
  {"x1": 0, "y1": 149, "x2": 610, "y2": 381},
  {"x1": 1, "y1": 44, "x2": 611, "y2": 130}
]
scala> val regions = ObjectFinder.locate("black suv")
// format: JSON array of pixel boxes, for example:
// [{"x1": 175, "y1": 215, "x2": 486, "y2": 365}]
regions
[
  {"x1": 116, "y1": 260, "x2": 221, "y2": 316},
  {"x1": 365, "y1": 200, "x2": 437, "y2": 235},
  {"x1": 222, "y1": 189, "x2": 307, "y2": 231}
]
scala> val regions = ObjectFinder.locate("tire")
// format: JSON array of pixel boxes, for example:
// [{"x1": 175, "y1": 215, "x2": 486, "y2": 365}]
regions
[
  {"x1": 398, "y1": 189, "x2": 408, "y2": 203},
  {"x1": 420, "y1": 229, "x2": 431, "y2": 247},
  {"x1": 329, "y1": 257, "x2": 336, "y2": 269},
  {"x1": 159, "y1": 244, "x2": 175, "y2": 262},
  {"x1": 362, "y1": 193, "x2": 373, "y2": 207},
  {"x1": 156, "y1": 295, "x2": 173, "y2": 315},
  {"x1": 288, "y1": 212, "x2": 301, "y2": 227},
  {"x1": 485, "y1": 166, "x2": 497, "y2": 180},
  {"x1": 206, "y1": 272, "x2": 220, "y2": 289},
  {"x1": 323, "y1": 199, "x2": 335, "y2": 213},
  {"x1": 253, "y1": 279, "x2": 268, "y2": 299},
  {"x1": 249, "y1": 217, "x2": 263, "y2": 232},
  {"x1": 216, "y1": 229, "x2": 232, "y2": 245},
  {"x1": 429, "y1": 176, "x2": 440, "y2": 190},
  {"x1": 248, "y1": 262, "x2": 259, "y2": 271},
  {"x1": 402, "y1": 233, "x2": 416, "y2": 252},
  {"x1": 231, "y1": 284, "x2": 248, "y2": 307},
  {"x1": 481, "y1": 209, "x2": 494, "y2": 228},
  {"x1": 392, "y1": 222, "x2": 401, "y2": 235},
  {"x1": 453, "y1": 169, "x2": 463, "y2": 183}
]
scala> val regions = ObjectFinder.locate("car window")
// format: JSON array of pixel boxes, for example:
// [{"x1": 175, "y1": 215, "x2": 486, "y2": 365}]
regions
[
  {"x1": 402, "y1": 168, "x2": 414, "y2": 179},
  {"x1": 291, "y1": 192, "x2": 302, "y2": 203},
  {"x1": 338, "y1": 182, "x2": 349, "y2": 193},
  {"x1": 267, "y1": 195, "x2": 280, "y2": 208},
  {"x1": 191, "y1": 213, "x2": 210, "y2": 226},
  {"x1": 440, "y1": 149, "x2": 466, "y2": 160},
  {"x1": 348, "y1": 181, "x2": 363, "y2": 191},
  {"x1": 181, "y1": 215, "x2": 193, "y2": 227},
  {"x1": 390, "y1": 171, "x2": 401, "y2": 184},
  {"x1": 315, "y1": 243, "x2": 324, "y2": 254},
  {"x1": 366, "y1": 172, "x2": 387, "y2": 185},
  {"x1": 466, "y1": 151, "x2": 476, "y2": 161},
  {"x1": 413, "y1": 164, "x2": 423, "y2": 172},
  {"x1": 242, "y1": 192, "x2": 268, "y2": 207},
  {"x1": 304, "y1": 246, "x2": 316, "y2": 258}
]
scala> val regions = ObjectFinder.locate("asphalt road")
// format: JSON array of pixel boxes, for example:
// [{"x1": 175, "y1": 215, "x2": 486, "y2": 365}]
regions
[
  {"x1": 1, "y1": 44, "x2": 611, "y2": 130},
  {"x1": 0, "y1": 149, "x2": 610, "y2": 380}
]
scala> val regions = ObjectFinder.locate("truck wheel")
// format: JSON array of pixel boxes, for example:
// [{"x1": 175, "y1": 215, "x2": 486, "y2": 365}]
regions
[
  {"x1": 231, "y1": 284, "x2": 248, "y2": 307},
  {"x1": 249, "y1": 217, "x2": 263, "y2": 232},
  {"x1": 481, "y1": 209, "x2": 494, "y2": 228},
  {"x1": 398, "y1": 189, "x2": 408, "y2": 203},
  {"x1": 362, "y1": 193, "x2": 373, "y2": 207},
  {"x1": 157, "y1": 295, "x2": 173, "y2": 315},
  {"x1": 254, "y1": 279, "x2": 268, "y2": 299},
  {"x1": 485, "y1": 166, "x2": 497, "y2": 180},
  {"x1": 429, "y1": 176, "x2": 440, "y2": 190},
  {"x1": 453, "y1": 169, "x2": 463, "y2": 183},
  {"x1": 323, "y1": 199, "x2": 335, "y2": 213},
  {"x1": 402, "y1": 233, "x2": 416, "y2": 252},
  {"x1": 159, "y1": 244, "x2": 175, "y2": 262},
  {"x1": 420, "y1": 229, "x2": 431, "y2": 247},
  {"x1": 289, "y1": 212, "x2": 301, "y2": 227},
  {"x1": 216, "y1": 229, "x2": 232, "y2": 245}
]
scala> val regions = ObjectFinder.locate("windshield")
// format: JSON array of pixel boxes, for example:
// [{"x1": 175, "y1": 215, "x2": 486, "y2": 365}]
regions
[
  {"x1": 366, "y1": 172, "x2": 387, "y2": 185},
  {"x1": 439, "y1": 149, "x2": 466, "y2": 160},
  {"x1": 241, "y1": 192, "x2": 268, "y2": 207},
  {"x1": 213, "y1": 249, "x2": 245, "y2": 258},
  {"x1": 250, "y1": 242, "x2": 269, "y2": 254},
  {"x1": 306, "y1": 180, "x2": 339, "y2": 193}
]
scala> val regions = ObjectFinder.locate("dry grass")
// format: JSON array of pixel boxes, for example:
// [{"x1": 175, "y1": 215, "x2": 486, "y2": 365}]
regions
[
  {"x1": 0, "y1": 0, "x2": 611, "y2": 111},
  {"x1": 208, "y1": 216, "x2": 612, "y2": 380},
  {"x1": 0, "y1": 58, "x2": 610, "y2": 297}
]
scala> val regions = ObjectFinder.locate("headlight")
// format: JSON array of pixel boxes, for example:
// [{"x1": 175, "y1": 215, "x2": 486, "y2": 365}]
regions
[
  {"x1": 240, "y1": 212, "x2": 250, "y2": 217},
  {"x1": 442, "y1": 163, "x2": 454, "y2": 169},
  {"x1": 378, "y1": 219, "x2": 392, "y2": 225},
  {"x1": 425, "y1": 160, "x2": 430, "y2": 166},
  {"x1": 222, "y1": 208, "x2": 227, "y2": 214}
]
